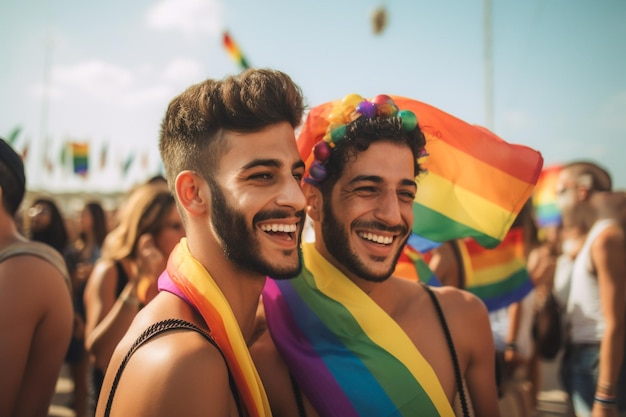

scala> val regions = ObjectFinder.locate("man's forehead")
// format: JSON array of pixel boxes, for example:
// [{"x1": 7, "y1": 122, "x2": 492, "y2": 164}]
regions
[{"x1": 343, "y1": 142, "x2": 414, "y2": 174}]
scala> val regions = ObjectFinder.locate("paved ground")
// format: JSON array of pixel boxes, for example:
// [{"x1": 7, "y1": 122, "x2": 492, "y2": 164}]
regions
[
  {"x1": 536, "y1": 359, "x2": 575, "y2": 417},
  {"x1": 49, "y1": 358, "x2": 575, "y2": 417}
]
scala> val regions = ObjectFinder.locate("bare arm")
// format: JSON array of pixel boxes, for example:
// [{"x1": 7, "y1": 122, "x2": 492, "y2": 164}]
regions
[
  {"x1": 99, "y1": 330, "x2": 236, "y2": 417},
  {"x1": 429, "y1": 242, "x2": 461, "y2": 288},
  {"x1": 84, "y1": 260, "x2": 141, "y2": 371},
  {"x1": 591, "y1": 225, "x2": 626, "y2": 415},
  {"x1": 0, "y1": 256, "x2": 73, "y2": 417},
  {"x1": 461, "y1": 294, "x2": 501, "y2": 417}
]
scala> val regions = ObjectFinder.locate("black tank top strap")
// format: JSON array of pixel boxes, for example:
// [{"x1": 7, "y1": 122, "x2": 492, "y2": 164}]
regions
[
  {"x1": 114, "y1": 261, "x2": 129, "y2": 297},
  {"x1": 289, "y1": 371, "x2": 308, "y2": 417},
  {"x1": 420, "y1": 282, "x2": 470, "y2": 417},
  {"x1": 103, "y1": 318, "x2": 242, "y2": 417}
]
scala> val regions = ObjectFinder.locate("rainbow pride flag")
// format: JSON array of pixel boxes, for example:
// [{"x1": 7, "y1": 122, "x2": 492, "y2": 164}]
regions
[
  {"x1": 463, "y1": 227, "x2": 533, "y2": 311},
  {"x1": 394, "y1": 243, "x2": 441, "y2": 286},
  {"x1": 533, "y1": 164, "x2": 563, "y2": 228},
  {"x1": 297, "y1": 96, "x2": 544, "y2": 249},
  {"x1": 263, "y1": 242, "x2": 455, "y2": 416},
  {"x1": 223, "y1": 31, "x2": 250, "y2": 70},
  {"x1": 71, "y1": 142, "x2": 89, "y2": 176}
]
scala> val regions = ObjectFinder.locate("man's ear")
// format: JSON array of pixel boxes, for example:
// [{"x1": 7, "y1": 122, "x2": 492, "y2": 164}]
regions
[
  {"x1": 303, "y1": 182, "x2": 323, "y2": 222},
  {"x1": 175, "y1": 171, "x2": 208, "y2": 216}
]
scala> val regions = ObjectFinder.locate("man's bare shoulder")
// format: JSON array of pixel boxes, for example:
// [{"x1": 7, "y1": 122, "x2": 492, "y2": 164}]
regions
[
  {"x1": 424, "y1": 285, "x2": 489, "y2": 319},
  {"x1": 104, "y1": 317, "x2": 233, "y2": 417},
  {"x1": 0, "y1": 253, "x2": 68, "y2": 292}
]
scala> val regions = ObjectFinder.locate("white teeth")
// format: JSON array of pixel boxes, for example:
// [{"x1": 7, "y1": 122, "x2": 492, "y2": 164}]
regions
[
  {"x1": 359, "y1": 232, "x2": 393, "y2": 245},
  {"x1": 260, "y1": 224, "x2": 297, "y2": 233}
]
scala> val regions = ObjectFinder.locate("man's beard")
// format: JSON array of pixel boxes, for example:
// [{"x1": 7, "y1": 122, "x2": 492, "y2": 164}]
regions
[
  {"x1": 209, "y1": 180, "x2": 303, "y2": 280},
  {"x1": 321, "y1": 197, "x2": 408, "y2": 283}
]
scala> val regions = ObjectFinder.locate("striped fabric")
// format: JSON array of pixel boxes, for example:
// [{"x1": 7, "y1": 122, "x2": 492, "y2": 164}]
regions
[
  {"x1": 72, "y1": 142, "x2": 89, "y2": 176},
  {"x1": 262, "y1": 242, "x2": 454, "y2": 417},
  {"x1": 166, "y1": 239, "x2": 271, "y2": 417},
  {"x1": 223, "y1": 31, "x2": 250, "y2": 70},
  {"x1": 297, "y1": 96, "x2": 543, "y2": 249},
  {"x1": 463, "y1": 227, "x2": 534, "y2": 311},
  {"x1": 532, "y1": 164, "x2": 563, "y2": 228},
  {"x1": 394, "y1": 242, "x2": 441, "y2": 286}
]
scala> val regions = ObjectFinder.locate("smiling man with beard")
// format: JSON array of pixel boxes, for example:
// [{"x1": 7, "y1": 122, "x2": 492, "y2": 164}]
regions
[
  {"x1": 96, "y1": 69, "x2": 307, "y2": 417},
  {"x1": 251, "y1": 94, "x2": 500, "y2": 417}
]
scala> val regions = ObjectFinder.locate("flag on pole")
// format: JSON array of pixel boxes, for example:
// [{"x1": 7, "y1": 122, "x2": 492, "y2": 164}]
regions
[
  {"x1": 6, "y1": 126, "x2": 22, "y2": 146},
  {"x1": 223, "y1": 31, "x2": 250, "y2": 70},
  {"x1": 122, "y1": 153, "x2": 135, "y2": 177},
  {"x1": 100, "y1": 143, "x2": 108, "y2": 170},
  {"x1": 72, "y1": 142, "x2": 89, "y2": 176}
]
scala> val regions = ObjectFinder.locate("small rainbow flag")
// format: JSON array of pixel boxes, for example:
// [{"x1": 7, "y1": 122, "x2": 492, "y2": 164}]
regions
[
  {"x1": 532, "y1": 164, "x2": 563, "y2": 228},
  {"x1": 394, "y1": 243, "x2": 441, "y2": 286},
  {"x1": 71, "y1": 142, "x2": 89, "y2": 176},
  {"x1": 463, "y1": 226, "x2": 533, "y2": 311},
  {"x1": 297, "y1": 96, "x2": 544, "y2": 249},
  {"x1": 223, "y1": 31, "x2": 250, "y2": 70}
]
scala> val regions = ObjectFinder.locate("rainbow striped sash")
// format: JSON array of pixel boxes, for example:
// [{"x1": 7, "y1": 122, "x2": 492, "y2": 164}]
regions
[
  {"x1": 167, "y1": 239, "x2": 272, "y2": 417},
  {"x1": 262, "y1": 242, "x2": 454, "y2": 417}
]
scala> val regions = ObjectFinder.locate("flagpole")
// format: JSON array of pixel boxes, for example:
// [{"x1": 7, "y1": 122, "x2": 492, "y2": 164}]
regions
[
  {"x1": 483, "y1": 0, "x2": 494, "y2": 130},
  {"x1": 36, "y1": 17, "x2": 53, "y2": 189}
]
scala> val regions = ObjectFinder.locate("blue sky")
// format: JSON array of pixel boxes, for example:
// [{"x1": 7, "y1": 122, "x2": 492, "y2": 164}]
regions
[{"x1": 1, "y1": 0, "x2": 625, "y2": 192}]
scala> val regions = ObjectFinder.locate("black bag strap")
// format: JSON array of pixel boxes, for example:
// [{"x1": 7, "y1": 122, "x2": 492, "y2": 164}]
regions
[
  {"x1": 103, "y1": 318, "x2": 242, "y2": 417},
  {"x1": 421, "y1": 283, "x2": 470, "y2": 417}
]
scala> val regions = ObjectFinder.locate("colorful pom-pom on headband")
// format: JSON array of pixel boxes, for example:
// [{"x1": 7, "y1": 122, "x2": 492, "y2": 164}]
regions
[{"x1": 304, "y1": 94, "x2": 419, "y2": 185}]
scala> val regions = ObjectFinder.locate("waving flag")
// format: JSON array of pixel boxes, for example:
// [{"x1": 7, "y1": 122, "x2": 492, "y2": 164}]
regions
[
  {"x1": 463, "y1": 227, "x2": 533, "y2": 311},
  {"x1": 394, "y1": 244, "x2": 441, "y2": 286},
  {"x1": 6, "y1": 125, "x2": 22, "y2": 146},
  {"x1": 223, "y1": 31, "x2": 250, "y2": 70},
  {"x1": 71, "y1": 142, "x2": 89, "y2": 176},
  {"x1": 297, "y1": 96, "x2": 544, "y2": 249},
  {"x1": 532, "y1": 164, "x2": 563, "y2": 228}
]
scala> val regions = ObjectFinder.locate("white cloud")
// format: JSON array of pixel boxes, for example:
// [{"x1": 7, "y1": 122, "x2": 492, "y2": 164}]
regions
[
  {"x1": 52, "y1": 60, "x2": 134, "y2": 99},
  {"x1": 146, "y1": 0, "x2": 222, "y2": 38},
  {"x1": 119, "y1": 85, "x2": 172, "y2": 108},
  {"x1": 34, "y1": 60, "x2": 177, "y2": 109},
  {"x1": 161, "y1": 58, "x2": 203, "y2": 82}
]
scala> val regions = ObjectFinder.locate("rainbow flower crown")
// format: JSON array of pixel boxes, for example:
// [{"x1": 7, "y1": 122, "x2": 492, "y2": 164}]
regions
[{"x1": 305, "y1": 94, "x2": 419, "y2": 185}]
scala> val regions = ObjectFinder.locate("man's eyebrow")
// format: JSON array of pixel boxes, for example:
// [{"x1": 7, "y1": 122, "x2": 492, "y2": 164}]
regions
[
  {"x1": 242, "y1": 159, "x2": 305, "y2": 171},
  {"x1": 241, "y1": 159, "x2": 281, "y2": 170},
  {"x1": 348, "y1": 175, "x2": 383, "y2": 185},
  {"x1": 348, "y1": 175, "x2": 417, "y2": 188}
]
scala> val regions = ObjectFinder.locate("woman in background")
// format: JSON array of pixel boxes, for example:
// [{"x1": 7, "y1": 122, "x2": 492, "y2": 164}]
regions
[
  {"x1": 65, "y1": 201, "x2": 108, "y2": 417},
  {"x1": 83, "y1": 183, "x2": 185, "y2": 413}
]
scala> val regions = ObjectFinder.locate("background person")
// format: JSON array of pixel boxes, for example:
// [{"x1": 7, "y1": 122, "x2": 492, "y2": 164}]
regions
[{"x1": 0, "y1": 138, "x2": 73, "y2": 417}]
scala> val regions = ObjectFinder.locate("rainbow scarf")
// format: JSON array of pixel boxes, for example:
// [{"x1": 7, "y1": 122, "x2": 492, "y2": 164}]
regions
[
  {"x1": 262, "y1": 242, "x2": 454, "y2": 417},
  {"x1": 532, "y1": 164, "x2": 563, "y2": 228},
  {"x1": 463, "y1": 227, "x2": 533, "y2": 311},
  {"x1": 166, "y1": 239, "x2": 271, "y2": 417},
  {"x1": 297, "y1": 96, "x2": 543, "y2": 249}
]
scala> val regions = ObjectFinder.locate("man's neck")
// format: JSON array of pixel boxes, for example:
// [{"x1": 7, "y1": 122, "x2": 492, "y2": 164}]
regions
[
  {"x1": 0, "y1": 216, "x2": 26, "y2": 250},
  {"x1": 186, "y1": 235, "x2": 266, "y2": 341}
]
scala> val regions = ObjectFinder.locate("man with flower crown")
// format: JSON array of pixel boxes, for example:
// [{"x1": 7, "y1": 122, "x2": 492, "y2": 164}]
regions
[{"x1": 251, "y1": 94, "x2": 501, "y2": 417}]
